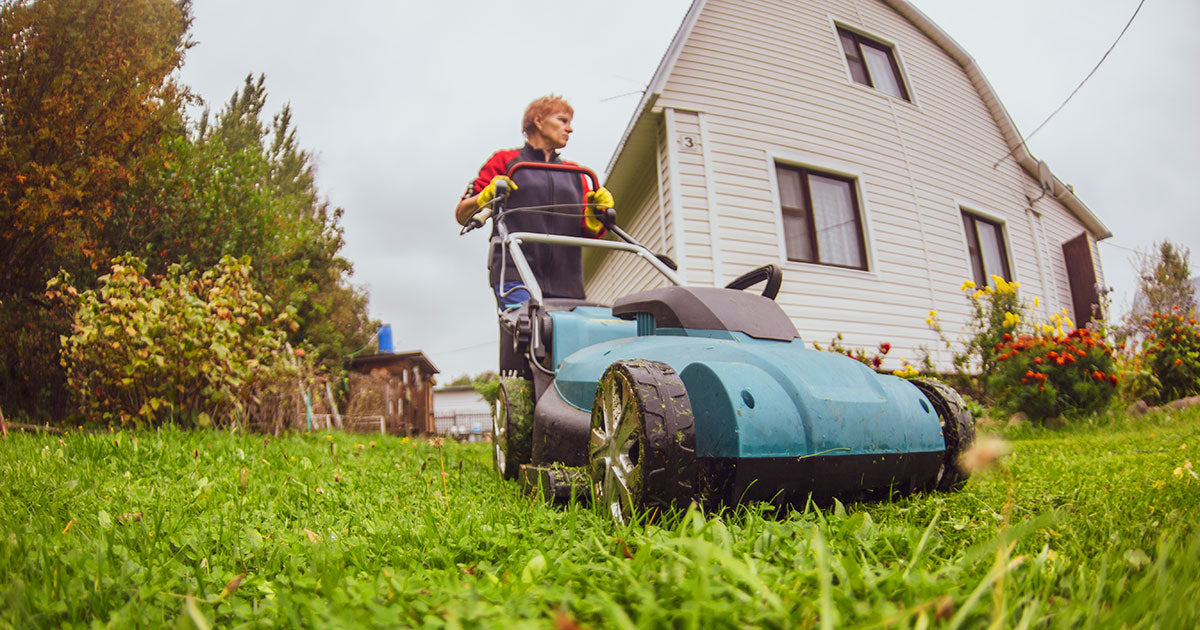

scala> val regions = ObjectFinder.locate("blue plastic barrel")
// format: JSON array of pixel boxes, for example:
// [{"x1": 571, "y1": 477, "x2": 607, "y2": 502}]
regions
[{"x1": 377, "y1": 324, "x2": 394, "y2": 354}]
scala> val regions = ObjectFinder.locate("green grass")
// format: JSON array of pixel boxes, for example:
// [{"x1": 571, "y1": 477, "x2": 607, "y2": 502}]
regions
[{"x1": 1, "y1": 408, "x2": 1198, "y2": 629}]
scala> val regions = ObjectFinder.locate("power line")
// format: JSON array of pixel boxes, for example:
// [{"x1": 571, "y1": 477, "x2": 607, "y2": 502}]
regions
[{"x1": 994, "y1": 0, "x2": 1148, "y2": 168}]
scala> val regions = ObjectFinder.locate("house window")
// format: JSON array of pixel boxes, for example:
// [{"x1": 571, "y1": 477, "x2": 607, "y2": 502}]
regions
[
  {"x1": 837, "y1": 27, "x2": 909, "y2": 100},
  {"x1": 776, "y1": 164, "x2": 867, "y2": 270},
  {"x1": 961, "y1": 212, "x2": 1012, "y2": 287}
]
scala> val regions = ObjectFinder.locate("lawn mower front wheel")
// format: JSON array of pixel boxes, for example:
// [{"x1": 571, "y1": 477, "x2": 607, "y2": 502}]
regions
[
  {"x1": 493, "y1": 377, "x2": 533, "y2": 480},
  {"x1": 589, "y1": 360, "x2": 697, "y2": 523}
]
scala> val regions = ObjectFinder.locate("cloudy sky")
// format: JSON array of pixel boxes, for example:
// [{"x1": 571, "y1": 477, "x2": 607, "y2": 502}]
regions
[{"x1": 178, "y1": 0, "x2": 1199, "y2": 380}]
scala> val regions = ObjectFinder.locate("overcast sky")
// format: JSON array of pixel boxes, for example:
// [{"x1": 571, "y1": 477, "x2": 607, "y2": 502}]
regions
[{"x1": 178, "y1": 0, "x2": 1199, "y2": 381}]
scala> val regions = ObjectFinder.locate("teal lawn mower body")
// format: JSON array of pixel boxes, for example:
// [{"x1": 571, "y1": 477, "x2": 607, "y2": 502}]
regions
[{"x1": 465, "y1": 163, "x2": 975, "y2": 522}]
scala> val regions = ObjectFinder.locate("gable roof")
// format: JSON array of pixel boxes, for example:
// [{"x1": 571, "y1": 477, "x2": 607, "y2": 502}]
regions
[{"x1": 605, "y1": 0, "x2": 1111, "y2": 240}]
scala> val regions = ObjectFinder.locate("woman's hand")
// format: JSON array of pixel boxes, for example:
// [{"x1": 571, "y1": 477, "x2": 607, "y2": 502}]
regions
[{"x1": 477, "y1": 175, "x2": 518, "y2": 208}]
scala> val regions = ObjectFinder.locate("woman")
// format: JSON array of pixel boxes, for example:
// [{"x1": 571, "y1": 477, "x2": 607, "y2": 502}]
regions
[{"x1": 456, "y1": 95, "x2": 613, "y2": 309}]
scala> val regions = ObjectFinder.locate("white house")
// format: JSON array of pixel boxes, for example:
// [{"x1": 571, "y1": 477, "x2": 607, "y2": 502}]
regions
[
  {"x1": 432, "y1": 385, "x2": 491, "y2": 437},
  {"x1": 584, "y1": 0, "x2": 1111, "y2": 369}
]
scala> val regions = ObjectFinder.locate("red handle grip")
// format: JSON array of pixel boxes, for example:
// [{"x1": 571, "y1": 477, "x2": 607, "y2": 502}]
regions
[{"x1": 505, "y1": 161, "x2": 600, "y2": 192}]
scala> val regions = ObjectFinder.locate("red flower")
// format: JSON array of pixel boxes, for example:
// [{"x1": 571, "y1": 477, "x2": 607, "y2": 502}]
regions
[
  {"x1": 1109, "y1": 374, "x2": 1118, "y2": 385},
  {"x1": 879, "y1": 343, "x2": 891, "y2": 354},
  {"x1": 1034, "y1": 357, "x2": 1043, "y2": 364},
  {"x1": 872, "y1": 356, "x2": 882, "y2": 368},
  {"x1": 1175, "y1": 358, "x2": 1183, "y2": 366},
  {"x1": 1093, "y1": 371, "x2": 1105, "y2": 381},
  {"x1": 1003, "y1": 333, "x2": 1013, "y2": 342}
]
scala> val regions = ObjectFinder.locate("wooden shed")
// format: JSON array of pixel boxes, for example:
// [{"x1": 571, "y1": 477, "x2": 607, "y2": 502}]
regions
[{"x1": 346, "y1": 351, "x2": 439, "y2": 435}]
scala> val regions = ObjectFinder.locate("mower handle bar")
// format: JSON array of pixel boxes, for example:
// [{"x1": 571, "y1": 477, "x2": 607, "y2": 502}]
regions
[
  {"x1": 504, "y1": 231, "x2": 684, "y2": 306},
  {"x1": 459, "y1": 163, "x2": 600, "y2": 235},
  {"x1": 505, "y1": 161, "x2": 600, "y2": 192}
]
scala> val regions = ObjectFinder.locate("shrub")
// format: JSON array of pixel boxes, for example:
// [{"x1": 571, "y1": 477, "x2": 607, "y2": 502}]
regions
[
  {"x1": 46, "y1": 255, "x2": 309, "y2": 428},
  {"x1": 954, "y1": 277, "x2": 1026, "y2": 378},
  {"x1": 1136, "y1": 309, "x2": 1200, "y2": 404},
  {"x1": 990, "y1": 328, "x2": 1119, "y2": 421}
]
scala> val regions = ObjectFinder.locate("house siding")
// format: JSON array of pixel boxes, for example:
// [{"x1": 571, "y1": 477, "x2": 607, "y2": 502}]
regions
[{"x1": 587, "y1": 0, "x2": 1103, "y2": 370}]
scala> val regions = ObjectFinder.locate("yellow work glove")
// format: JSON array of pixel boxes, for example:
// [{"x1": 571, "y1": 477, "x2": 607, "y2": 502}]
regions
[
  {"x1": 584, "y1": 187, "x2": 614, "y2": 234},
  {"x1": 476, "y1": 175, "x2": 517, "y2": 208},
  {"x1": 587, "y1": 187, "x2": 614, "y2": 209}
]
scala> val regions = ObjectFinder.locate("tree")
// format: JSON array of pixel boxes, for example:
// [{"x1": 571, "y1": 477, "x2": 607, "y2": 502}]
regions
[
  {"x1": 0, "y1": 0, "x2": 192, "y2": 417},
  {"x1": 1120, "y1": 241, "x2": 1196, "y2": 341},
  {"x1": 121, "y1": 74, "x2": 375, "y2": 373},
  {"x1": 1135, "y1": 241, "x2": 1195, "y2": 316},
  {"x1": 0, "y1": 2, "x2": 374, "y2": 422},
  {"x1": 0, "y1": 0, "x2": 191, "y2": 288}
]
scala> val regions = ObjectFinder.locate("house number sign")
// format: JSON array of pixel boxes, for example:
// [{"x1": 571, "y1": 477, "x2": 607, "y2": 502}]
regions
[{"x1": 678, "y1": 134, "x2": 701, "y2": 153}]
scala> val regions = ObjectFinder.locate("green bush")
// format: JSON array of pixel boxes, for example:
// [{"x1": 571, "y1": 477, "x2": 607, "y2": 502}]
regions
[
  {"x1": 46, "y1": 255, "x2": 309, "y2": 427},
  {"x1": 1137, "y1": 308, "x2": 1200, "y2": 404},
  {"x1": 990, "y1": 328, "x2": 1119, "y2": 421}
]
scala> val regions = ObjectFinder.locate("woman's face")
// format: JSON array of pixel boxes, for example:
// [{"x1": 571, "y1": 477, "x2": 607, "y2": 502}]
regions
[{"x1": 534, "y1": 110, "x2": 573, "y2": 149}]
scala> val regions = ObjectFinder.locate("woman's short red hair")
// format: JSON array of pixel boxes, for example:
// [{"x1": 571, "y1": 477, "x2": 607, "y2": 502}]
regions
[{"x1": 522, "y1": 95, "x2": 573, "y2": 137}]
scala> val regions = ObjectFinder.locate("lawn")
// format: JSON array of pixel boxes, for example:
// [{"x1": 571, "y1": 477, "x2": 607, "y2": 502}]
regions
[{"x1": 1, "y1": 408, "x2": 1198, "y2": 629}]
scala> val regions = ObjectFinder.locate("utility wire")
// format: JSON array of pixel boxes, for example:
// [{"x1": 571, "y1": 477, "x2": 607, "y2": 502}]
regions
[{"x1": 994, "y1": 0, "x2": 1148, "y2": 168}]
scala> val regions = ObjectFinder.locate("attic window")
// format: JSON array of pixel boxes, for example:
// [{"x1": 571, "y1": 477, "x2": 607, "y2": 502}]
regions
[
  {"x1": 837, "y1": 27, "x2": 909, "y2": 101},
  {"x1": 776, "y1": 163, "x2": 867, "y2": 270}
]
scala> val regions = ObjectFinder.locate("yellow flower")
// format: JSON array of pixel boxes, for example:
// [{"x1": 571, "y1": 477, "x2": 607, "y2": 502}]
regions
[
  {"x1": 1034, "y1": 297, "x2": 1040, "y2": 308},
  {"x1": 925, "y1": 317, "x2": 934, "y2": 326},
  {"x1": 973, "y1": 290, "x2": 984, "y2": 300},
  {"x1": 960, "y1": 280, "x2": 977, "y2": 291},
  {"x1": 1003, "y1": 311, "x2": 1020, "y2": 329},
  {"x1": 928, "y1": 309, "x2": 938, "y2": 318}
]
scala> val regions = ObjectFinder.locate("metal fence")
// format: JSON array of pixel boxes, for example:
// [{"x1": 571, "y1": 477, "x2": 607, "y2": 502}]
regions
[{"x1": 433, "y1": 411, "x2": 491, "y2": 438}]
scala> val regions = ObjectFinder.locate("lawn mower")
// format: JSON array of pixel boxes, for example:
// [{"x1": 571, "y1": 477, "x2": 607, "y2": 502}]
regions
[{"x1": 461, "y1": 162, "x2": 975, "y2": 522}]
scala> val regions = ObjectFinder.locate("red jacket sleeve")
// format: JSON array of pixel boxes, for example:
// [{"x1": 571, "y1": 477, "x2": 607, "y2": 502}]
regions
[{"x1": 472, "y1": 150, "x2": 520, "y2": 194}]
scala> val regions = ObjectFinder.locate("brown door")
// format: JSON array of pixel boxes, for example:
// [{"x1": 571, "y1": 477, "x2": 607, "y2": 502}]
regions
[{"x1": 1062, "y1": 233, "x2": 1100, "y2": 328}]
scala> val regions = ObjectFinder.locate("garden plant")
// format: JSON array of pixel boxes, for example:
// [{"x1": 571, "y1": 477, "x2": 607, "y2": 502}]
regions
[{"x1": 46, "y1": 255, "x2": 311, "y2": 429}]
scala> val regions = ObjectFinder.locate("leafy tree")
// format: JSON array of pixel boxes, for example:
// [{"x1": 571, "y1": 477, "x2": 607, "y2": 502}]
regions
[
  {"x1": 0, "y1": 0, "x2": 192, "y2": 417},
  {"x1": 117, "y1": 75, "x2": 375, "y2": 373},
  {"x1": 0, "y1": 0, "x2": 190, "y2": 288},
  {"x1": 1116, "y1": 241, "x2": 1196, "y2": 345},
  {"x1": 0, "y1": 2, "x2": 373, "y2": 422},
  {"x1": 1133, "y1": 241, "x2": 1195, "y2": 318}
]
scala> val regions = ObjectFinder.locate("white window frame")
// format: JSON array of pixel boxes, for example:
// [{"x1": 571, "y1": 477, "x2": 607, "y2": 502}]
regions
[
  {"x1": 828, "y1": 19, "x2": 918, "y2": 106},
  {"x1": 765, "y1": 150, "x2": 877, "y2": 277},
  {"x1": 957, "y1": 203, "x2": 1017, "y2": 287}
]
